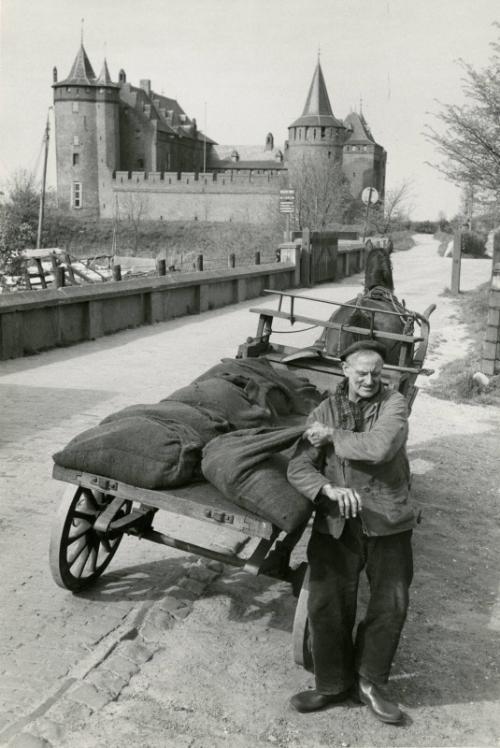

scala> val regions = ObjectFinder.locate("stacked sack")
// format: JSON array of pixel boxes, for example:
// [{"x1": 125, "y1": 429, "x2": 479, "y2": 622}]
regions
[{"x1": 53, "y1": 357, "x2": 325, "y2": 514}]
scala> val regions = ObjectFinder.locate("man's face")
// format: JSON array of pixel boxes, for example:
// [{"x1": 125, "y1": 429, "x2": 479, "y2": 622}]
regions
[{"x1": 342, "y1": 350, "x2": 384, "y2": 401}]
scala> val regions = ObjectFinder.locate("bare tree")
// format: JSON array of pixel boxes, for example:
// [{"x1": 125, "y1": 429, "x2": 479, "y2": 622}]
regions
[
  {"x1": 287, "y1": 155, "x2": 355, "y2": 231},
  {"x1": 425, "y1": 25, "x2": 500, "y2": 207},
  {"x1": 368, "y1": 180, "x2": 414, "y2": 235},
  {"x1": 117, "y1": 192, "x2": 151, "y2": 254}
]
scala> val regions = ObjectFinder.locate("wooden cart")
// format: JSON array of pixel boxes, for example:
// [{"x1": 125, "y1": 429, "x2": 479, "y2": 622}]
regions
[{"x1": 50, "y1": 290, "x2": 435, "y2": 669}]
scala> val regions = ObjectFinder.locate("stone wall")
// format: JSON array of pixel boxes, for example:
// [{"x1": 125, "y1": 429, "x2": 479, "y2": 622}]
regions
[{"x1": 103, "y1": 170, "x2": 283, "y2": 222}]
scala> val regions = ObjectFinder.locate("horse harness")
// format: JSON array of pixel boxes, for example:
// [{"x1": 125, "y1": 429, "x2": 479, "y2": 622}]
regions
[{"x1": 355, "y1": 286, "x2": 416, "y2": 336}]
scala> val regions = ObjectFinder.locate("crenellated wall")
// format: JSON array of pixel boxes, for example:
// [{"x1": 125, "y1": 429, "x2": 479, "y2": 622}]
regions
[{"x1": 104, "y1": 169, "x2": 284, "y2": 222}]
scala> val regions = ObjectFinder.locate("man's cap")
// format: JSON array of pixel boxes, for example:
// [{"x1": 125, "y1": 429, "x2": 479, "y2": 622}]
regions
[{"x1": 339, "y1": 339, "x2": 387, "y2": 362}]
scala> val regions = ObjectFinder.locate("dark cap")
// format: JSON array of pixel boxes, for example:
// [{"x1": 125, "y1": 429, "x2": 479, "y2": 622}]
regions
[{"x1": 339, "y1": 339, "x2": 387, "y2": 362}]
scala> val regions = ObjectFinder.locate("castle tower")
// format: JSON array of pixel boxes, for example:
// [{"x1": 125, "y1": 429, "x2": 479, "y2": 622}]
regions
[
  {"x1": 52, "y1": 44, "x2": 120, "y2": 214},
  {"x1": 286, "y1": 60, "x2": 347, "y2": 166},
  {"x1": 342, "y1": 111, "x2": 386, "y2": 200}
]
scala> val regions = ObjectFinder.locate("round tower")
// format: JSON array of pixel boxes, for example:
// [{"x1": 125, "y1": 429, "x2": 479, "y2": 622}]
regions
[
  {"x1": 286, "y1": 61, "x2": 347, "y2": 166},
  {"x1": 52, "y1": 44, "x2": 120, "y2": 215}
]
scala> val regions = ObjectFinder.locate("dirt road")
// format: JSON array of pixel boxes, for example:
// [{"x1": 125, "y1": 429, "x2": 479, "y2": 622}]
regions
[{"x1": 2, "y1": 235, "x2": 499, "y2": 747}]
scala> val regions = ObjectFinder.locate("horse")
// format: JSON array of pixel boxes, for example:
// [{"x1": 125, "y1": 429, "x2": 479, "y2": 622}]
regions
[{"x1": 316, "y1": 248, "x2": 413, "y2": 365}]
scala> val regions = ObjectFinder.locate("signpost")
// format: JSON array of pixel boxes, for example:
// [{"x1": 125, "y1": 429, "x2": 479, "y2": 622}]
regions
[
  {"x1": 280, "y1": 189, "x2": 295, "y2": 241},
  {"x1": 361, "y1": 186, "x2": 379, "y2": 242}
]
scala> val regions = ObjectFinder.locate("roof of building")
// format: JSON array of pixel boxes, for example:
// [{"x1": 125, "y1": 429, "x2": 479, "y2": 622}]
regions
[
  {"x1": 54, "y1": 44, "x2": 215, "y2": 144},
  {"x1": 57, "y1": 44, "x2": 97, "y2": 85},
  {"x1": 289, "y1": 61, "x2": 344, "y2": 129},
  {"x1": 120, "y1": 82, "x2": 216, "y2": 145},
  {"x1": 210, "y1": 159, "x2": 286, "y2": 171},
  {"x1": 344, "y1": 111, "x2": 376, "y2": 144},
  {"x1": 211, "y1": 144, "x2": 283, "y2": 161},
  {"x1": 97, "y1": 58, "x2": 113, "y2": 86}
]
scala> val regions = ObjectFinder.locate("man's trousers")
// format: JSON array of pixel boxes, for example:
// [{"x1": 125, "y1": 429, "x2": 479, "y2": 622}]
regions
[{"x1": 306, "y1": 520, "x2": 413, "y2": 695}]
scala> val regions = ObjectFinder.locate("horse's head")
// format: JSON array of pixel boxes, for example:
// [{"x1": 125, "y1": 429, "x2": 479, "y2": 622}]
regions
[{"x1": 364, "y1": 247, "x2": 394, "y2": 292}]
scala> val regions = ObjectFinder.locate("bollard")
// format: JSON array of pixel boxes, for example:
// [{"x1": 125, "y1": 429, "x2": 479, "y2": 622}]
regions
[
  {"x1": 451, "y1": 231, "x2": 462, "y2": 295},
  {"x1": 255, "y1": 251, "x2": 261, "y2": 265},
  {"x1": 112, "y1": 264, "x2": 122, "y2": 281},
  {"x1": 157, "y1": 258, "x2": 166, "y2": 276},
  {"x1": 54, "y1": 266, "x2": 65, "y2": 288},
  {"x1": 196, "y1": 254, "x2": 204, "y2": 271},
  {"x1": 228, "y1": 253, "x2": 236, "y2": 268}
]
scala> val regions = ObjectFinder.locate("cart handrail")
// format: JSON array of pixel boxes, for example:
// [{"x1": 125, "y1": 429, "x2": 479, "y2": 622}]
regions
[
  {"x1": 262, "y1": 289, "x2": 418, "y2": 320},
  {"x1": 249, "y1": 307, "x2": 423, "y2": 344}
]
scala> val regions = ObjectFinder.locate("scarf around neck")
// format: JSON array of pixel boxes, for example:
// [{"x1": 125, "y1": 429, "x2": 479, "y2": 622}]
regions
[{"x1": 331, "y1": 378, "x2": 365, "y2": 432}]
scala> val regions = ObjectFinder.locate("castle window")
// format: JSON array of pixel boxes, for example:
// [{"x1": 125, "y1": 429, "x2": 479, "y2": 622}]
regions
[
  {"x1": 72, "y1": 153, "x2": 79, "y2": 166},
  {"x1": 328, "y1": 151, "x2": 332, "y2": 158},
  {"x1": 72, "y1": 102, "x2": 79, "y2": 113},
  {"x1": 73, "y1": 135, "x2": 80, "y2": 146},
  {"x1": 362, "y1": 145, "x2": 368, "y2": 152},
  {"x1": 137, "y1": 158, "x2": 144, "y2": 168},
  {"x1": 313, "y1": 128, "x2": 317, "y2": 139},
  {"x1": 321, "y1": 127, "x2": 326, "y2": 138},
  {"x1": 71, "y1": 182, "x2": 82, "y2": 209}
]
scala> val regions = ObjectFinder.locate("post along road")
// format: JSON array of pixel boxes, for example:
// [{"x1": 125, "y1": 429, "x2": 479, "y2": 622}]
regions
[{"x1": 0, "y1": 235, "x2": 495, "y2": 741}]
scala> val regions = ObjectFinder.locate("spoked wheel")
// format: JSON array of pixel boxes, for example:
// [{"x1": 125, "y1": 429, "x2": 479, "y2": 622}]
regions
[
  {"x1": 292, "y1": 565, "x2": 314, "y2": 673},
  {"x1": 49, "y1": 485, "x2": 132, "y2": 592}
]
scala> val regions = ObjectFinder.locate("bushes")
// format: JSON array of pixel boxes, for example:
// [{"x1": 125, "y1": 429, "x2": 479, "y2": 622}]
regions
[{"x1": 460, "y1": 230, "x2": 487, "y2": 257}]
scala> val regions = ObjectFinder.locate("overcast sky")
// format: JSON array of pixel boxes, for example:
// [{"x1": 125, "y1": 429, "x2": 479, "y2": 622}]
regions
[{"x1": 0, "y1": 0, "x2": 499, "y2": 219}]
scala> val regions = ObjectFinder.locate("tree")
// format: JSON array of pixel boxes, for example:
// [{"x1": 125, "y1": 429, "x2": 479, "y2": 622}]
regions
[
  {"x1": 367, "y1": 180, "x2": 414, "y2": 235},
  {"x1": 0, "y1": 170, "x2": 39, "y2": 276},
  {"x1": 425, "y1": 25, "x2": 500, "y2": 207},
  {"x1": 287, "y1": 155, "x2": 355, "y2": 231},
  {"x1": 117, "y1": 192, "x2": 151, "y2": 254}
]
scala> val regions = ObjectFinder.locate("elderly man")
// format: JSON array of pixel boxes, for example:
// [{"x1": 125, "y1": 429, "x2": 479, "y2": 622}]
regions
[{"x1": 287, "y1": 339, "x2": 417, "y2": 724}]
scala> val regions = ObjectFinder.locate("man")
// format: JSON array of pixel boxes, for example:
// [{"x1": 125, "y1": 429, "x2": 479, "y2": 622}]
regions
[{"x1": 287, "y1": 339, "x2": 417, "y2": 724}]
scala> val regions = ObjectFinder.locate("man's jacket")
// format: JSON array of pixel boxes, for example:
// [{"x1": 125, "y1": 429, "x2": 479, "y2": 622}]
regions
[{"x1": 287, "y1": 386, "x2": 417, "y2": 537}]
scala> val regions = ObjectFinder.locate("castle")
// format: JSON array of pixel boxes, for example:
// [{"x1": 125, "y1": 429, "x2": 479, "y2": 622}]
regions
[{"x1": 52, "y1": 44, "x2": 386, "y2": 223}]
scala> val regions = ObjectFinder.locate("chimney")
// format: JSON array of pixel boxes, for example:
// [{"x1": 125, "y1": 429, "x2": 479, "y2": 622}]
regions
[{"x1": 140, "y1": 79, "x2": 151, "y2": 96}]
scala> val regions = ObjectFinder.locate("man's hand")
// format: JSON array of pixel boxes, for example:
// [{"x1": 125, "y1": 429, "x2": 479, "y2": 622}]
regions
[
  {"x1": 322, "y1": 484, "x2": 362, "y2": 519},
  {"x1": 305, "y1": 421, "x2": 332, "y2": 448}
]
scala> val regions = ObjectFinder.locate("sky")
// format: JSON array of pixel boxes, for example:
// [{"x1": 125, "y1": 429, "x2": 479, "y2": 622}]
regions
[{"x1": 0, "y1": 0, "x2": 499, "y2": 220}]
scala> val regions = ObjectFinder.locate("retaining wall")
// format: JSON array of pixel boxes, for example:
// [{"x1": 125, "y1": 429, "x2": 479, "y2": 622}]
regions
[
  {"x1": 0, "y1": 243, "x2": 366, "y2": 360},
  {"x1": 0, "y1": 263, "x2": 298, "y2": 360}
]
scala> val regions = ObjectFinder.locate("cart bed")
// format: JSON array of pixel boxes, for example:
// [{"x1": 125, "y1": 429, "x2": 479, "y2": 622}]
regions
[{"x1": 52, "y1": 464, "x2": 274, "y2": 539}]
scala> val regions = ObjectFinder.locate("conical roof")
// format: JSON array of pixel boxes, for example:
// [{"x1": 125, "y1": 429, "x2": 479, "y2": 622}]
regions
[
  {"x1": 97, "y1": 58, "x2": 113, "y2": 85},
  {"x1": 289, "y1": 61, "x2": 344, "y2": 128},
  {"x1": 344, "y1": 111, "x2": 375, "y2": 144},
  {"x1": 58, "y1": 44, "x2": 96, "y2": 85}
]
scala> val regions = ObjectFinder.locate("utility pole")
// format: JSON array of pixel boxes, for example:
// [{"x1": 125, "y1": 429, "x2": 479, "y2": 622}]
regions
[
  {"x1": 203, "y1": 101, "x2": 207, "y2": 174},
  {"x1": 36, "y1": 113, "x2": 50, "y2": 249}
]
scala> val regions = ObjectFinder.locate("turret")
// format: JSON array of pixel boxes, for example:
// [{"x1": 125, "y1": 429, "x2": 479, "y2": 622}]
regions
[
  {"x1": 286, "y1": 61, "x2": 347, "y2": 165},
  {"x1": 342, "y1": 110, "x2": 386, "y2": 200},
  {"x1": 52, "y1": 44, "x2": 120, "y2": 214}
]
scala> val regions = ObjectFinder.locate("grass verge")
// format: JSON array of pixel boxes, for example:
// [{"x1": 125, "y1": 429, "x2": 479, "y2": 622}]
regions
[{"x1": 429, "y1": 282, "x2": 500, "y2": 406}]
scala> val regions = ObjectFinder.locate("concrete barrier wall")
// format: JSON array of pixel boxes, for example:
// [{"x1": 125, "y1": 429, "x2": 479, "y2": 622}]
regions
[
  {"x1": 0, "y1": 263, "x2": 298, "y2": 360},
  {"x1": 0, "y1": 244, "x2": 366, "y2": 361}
]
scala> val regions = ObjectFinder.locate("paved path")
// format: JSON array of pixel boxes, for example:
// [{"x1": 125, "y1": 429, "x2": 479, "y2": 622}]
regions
[{"x1": 0, "y1": 235, "x2": 493, "y2": 743}]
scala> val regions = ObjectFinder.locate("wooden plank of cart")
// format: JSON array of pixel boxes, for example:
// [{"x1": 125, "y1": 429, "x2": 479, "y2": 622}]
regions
[{"x1": 49, "y1": 289, "x2": 435, "y2": 671}]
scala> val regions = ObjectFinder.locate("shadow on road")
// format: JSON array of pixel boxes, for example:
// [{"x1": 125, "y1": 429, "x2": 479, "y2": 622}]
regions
[{"x1": 0, "y1": 383, "x2": 116, "y2": 443}]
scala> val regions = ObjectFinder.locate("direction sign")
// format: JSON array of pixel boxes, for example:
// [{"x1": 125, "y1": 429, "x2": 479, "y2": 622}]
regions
[{"x1": 279, "y1": 189, "x2": 295, "y2": 214}]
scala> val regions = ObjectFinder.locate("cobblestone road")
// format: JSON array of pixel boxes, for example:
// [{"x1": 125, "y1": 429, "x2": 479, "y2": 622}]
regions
[{"x1": 0, "y1": 238, "x2": 492, "y2": 745}]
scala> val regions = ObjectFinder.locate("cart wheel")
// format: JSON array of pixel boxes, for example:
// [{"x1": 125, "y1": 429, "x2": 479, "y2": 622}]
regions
[
  {"x1": 292, "y1": 565, "x2": 314, "y2": 673},
  {"x1": 49, "y1": 485, "x2": 131, "y2": 592}
]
